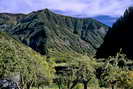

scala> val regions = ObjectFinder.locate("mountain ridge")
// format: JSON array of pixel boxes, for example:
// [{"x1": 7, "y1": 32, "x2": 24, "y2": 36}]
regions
[{"x1": 0, "y1": 9, "x2": 109, "y2": 56}]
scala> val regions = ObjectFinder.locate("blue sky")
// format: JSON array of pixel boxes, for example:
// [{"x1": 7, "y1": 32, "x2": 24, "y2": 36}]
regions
[{"x1": 0, "y1": 0, "x2": 133, "y2": 26}]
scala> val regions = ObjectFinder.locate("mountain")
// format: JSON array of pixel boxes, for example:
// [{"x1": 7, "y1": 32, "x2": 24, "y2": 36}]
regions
[
  {"x1": 0, "y1": 9, "x2": 109, "y2": 56},
  {"x1": 94, "y1": 15, "x2": 117, "y2": 26},
  {"x1": 54, "y1": 10, "x2": 116, "y2": 26},
  {"x1": 0, "y1": 31, "x2": 48, "y2": 64},
  {"x1": 0, "y1": 30, "x2": 55, "y2": 88},
  {"x1": 0, "y1": 13, "x2": 25, "y2": 32},
  {"x1": 96, "y1": 7, "x2": 133, "y2": 59}
]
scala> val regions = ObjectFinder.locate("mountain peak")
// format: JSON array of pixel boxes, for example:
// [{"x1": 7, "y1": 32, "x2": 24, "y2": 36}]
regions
[
  {"x1": 44, "y1": 8, "x2": 50, "y2": 12},
  {"x1": 0, "y1": 8, "x2": 109, "y2": 56},
  {"x1": 36, "y1": 8, "x2": 54, "y2": 14}
]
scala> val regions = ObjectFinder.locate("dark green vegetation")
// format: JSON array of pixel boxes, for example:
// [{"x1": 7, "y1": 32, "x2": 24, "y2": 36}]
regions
[
  {"x1": 96, "y1": 7, "x2": 133, "y2": 59},
  {"x1": 0, "y1": 9, "x2": 108, "y2": 56},
  {"x1": 0, "y1": 7, "x2": 133, "y2": 89},
  {"x1": 0, "y1": 32, "x2": 54, "y2": 89},
  {"x1": 0, "y1": 13, "x2": 25, "y2": 32},
  {"x1": 0, "y1": 9, "x2": 109, "y2": 89},
  {"x1": 55, "y1": 53, "x2": 133, "y2": 89}
]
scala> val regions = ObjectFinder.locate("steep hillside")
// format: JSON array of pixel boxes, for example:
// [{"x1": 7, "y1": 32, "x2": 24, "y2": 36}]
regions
[
  {"x1": 0, "y1": 13, "x2": 25, "y2": 32},
  {"x1": 0, "y1": 31, "x2": 44, "y2": 61},
  {"x1": 96, "y1": 7, "x2": 133, "y2": 58},
  {"x1": 0, "y1": 9, "x2": 109, "y2": 56},
  {"x1": 0, "y1": 31, "x2": 54, "y2": 81}
]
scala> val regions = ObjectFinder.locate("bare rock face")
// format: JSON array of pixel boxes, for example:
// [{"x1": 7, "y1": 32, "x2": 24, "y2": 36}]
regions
[{"x1": 0, "y1": 79, "x2": 19, "y2": 89}]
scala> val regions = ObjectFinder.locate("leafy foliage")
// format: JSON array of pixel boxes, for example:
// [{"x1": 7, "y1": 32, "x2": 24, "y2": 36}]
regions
[
  {"x1": 55, "y1": 56, "x2": 100, "y2": 89},
  {"x1": 97, "y1": 52, "x2": 133, "y2": 89},
  {"x1": 0, "y1": 32, "x2": 55, "y2": 89}
]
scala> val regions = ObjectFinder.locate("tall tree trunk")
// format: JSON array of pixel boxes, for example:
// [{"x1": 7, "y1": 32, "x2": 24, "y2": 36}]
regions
[
  {"x1": 83, "y1": 82, "x2": 88, "y2": 89},
  {"x1": 67, "y1": 80, "x2": 70, "y2": 89},
  {"x1": 70, "y1": 80, "x2": 78, "y2": 89},
  {"x1": 112, "y1": 85, "x2": 116, "y2": 89},
  {"x1": 112, "y1": 85, "x2": 114, "y2": 89},
  {"x1": 57, "y1": 83, "x2": 61, "y2": 89},
  {"x1": 26, "y1": 81, "x2": 33, "y2": 89}
]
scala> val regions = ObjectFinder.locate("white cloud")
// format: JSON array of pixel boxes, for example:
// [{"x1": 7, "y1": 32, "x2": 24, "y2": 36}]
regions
[
  {"x1": 84, "y1": 0, "x2": 133, "y2": 17},
  {"x1": 0, "y1": 0, "x2": 132, "y2": 17}
]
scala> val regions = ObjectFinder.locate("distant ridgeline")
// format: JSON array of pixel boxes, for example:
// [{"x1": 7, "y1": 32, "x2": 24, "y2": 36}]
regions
[
  {"x1": 0, "y1": 9, "x2": 108, "y2": 56},
  {"x1": 96, "y1": 7, "x2": 133, "y2": 59}
]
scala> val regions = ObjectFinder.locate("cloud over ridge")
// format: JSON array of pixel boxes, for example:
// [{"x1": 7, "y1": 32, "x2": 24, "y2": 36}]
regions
[{"x1": 0, "y1": 0, "x2": 133, "y2": 17}]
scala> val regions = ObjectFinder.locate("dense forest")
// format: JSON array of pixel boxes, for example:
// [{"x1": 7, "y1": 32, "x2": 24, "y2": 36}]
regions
[{"x1": 96, "y1": 7, "x2": 133, "y2": 59}]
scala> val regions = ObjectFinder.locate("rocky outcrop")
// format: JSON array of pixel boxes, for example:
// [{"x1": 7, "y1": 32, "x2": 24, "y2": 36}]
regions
[{"x1": 0, "y1": 79, "x2": 19, "y2": 89}]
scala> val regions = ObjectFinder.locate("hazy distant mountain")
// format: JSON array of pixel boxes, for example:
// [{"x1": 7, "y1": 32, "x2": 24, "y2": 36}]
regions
[
  {"x1": 0, "y1": 9, "x2": 109, "y2": 56},
  {"x1": 94, "y1": 15, "x2": 118, "y2": 26},
  {"x1": 54, "y1": 10, "x2": 117, "y2": 26}
]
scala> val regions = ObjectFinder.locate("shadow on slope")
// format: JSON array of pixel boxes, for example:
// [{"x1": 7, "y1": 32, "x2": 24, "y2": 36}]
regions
[{"x1": 96, "y1": 7, "x2": 133, "y2": 59}]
